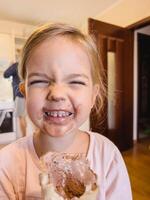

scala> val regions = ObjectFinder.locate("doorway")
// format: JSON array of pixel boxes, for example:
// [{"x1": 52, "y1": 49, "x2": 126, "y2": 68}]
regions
[
  {"x1": 88, "y1": 18, "x2": 133, "y2": 151},
  {"x1": 137, "y1": 32, "x2": 150, "y2": 140}
]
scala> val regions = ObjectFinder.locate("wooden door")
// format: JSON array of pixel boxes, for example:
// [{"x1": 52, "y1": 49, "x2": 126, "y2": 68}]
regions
[{"x1": 89, "y1": 18, "x2": 133, "y2": 151}]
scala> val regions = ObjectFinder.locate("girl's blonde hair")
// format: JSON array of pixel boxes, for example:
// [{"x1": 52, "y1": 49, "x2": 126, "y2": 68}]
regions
[{"x1": 19, "y1": 23, "x2": 106, "y2": 127}]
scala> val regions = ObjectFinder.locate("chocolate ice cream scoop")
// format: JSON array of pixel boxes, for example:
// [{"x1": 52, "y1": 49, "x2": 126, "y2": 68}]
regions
[
  {"x1": 64, "y1": 173, "x2": 86, "y2": 198},
  {"x1": 39, "y1": 153, "x2": 98, "y2": 200}
]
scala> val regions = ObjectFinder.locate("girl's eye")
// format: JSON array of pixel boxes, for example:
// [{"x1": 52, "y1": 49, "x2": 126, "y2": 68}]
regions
[
  {"x1": 69, "y1": 81, "x2": 86, "y2": 85},
  {"x1": 29, "y1": 80, "x2": 49, "y2": 86}
]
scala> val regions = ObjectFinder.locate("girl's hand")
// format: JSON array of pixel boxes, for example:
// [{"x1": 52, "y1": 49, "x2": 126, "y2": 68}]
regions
[{"x1": 39, "y1": 173, "x2": 63, "y2": 200}]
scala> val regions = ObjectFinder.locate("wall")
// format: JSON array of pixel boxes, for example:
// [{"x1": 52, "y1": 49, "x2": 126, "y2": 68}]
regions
[{"x1": 0, "y1": 19, "x2": 35, "y2": 37}]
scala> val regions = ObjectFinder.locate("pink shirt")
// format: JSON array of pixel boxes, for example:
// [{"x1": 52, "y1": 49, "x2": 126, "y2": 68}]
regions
[{"x1": 0, "y1": 132, "x2": 132, "y2": 199}]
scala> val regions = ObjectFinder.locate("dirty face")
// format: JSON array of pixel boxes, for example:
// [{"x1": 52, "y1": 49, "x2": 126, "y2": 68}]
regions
[{"x1": 25, "y1": 36, "x2": 98, "y2": 137}]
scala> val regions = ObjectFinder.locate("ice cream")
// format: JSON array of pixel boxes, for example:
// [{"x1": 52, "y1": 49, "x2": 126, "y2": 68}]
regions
[{"x1": 39, "y1": 153, "x2": 99, "y2": 200}]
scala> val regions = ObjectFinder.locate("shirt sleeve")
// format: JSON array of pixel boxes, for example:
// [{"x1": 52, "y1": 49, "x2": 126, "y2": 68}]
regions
[
  {"x1": 0, "y1": 150, "x2": 17, "y2": 199},
  {"x1": 105, "y1": 147, "x2": 132, "y2": 200},
  {"x1": 0, "y1": 170, "x2": 16, "y2": 199}
]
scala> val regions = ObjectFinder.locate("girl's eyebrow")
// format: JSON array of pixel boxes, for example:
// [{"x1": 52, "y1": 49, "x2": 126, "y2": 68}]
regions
[
  {"x1": 28, "y1": 72, "x2": 50, "y2": 79},
  {"x1": 28, "y1": 72, "x2": 89, "y2": 80},
  {"x1": 66, "y1": 73, "x2": 89, "y2": 80}
]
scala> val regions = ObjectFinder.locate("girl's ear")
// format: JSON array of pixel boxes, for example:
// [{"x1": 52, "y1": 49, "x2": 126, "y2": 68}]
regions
[{"x1": 19, "y1": 82, "x2": 26, "y2": 97}]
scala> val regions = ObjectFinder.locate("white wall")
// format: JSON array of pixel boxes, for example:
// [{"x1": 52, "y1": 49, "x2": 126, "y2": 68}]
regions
[
  {"x1": 133, "y1": 25, "x2": 150, "y2": 140},
  {"x1": 0, "y1": 19, "x2": 35, "y2": 38}
]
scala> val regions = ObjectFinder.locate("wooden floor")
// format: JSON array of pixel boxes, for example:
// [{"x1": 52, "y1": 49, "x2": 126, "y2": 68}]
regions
[{"x1": 123, "y1": 138, "x2": 150, "y2": 200}]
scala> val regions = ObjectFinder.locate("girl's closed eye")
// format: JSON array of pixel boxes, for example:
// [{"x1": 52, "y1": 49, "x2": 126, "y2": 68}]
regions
[
  {"x1": 69, "y1": 80, "x2": 86, "y2": 86},
  {"x1": 28, "y1": 80, "x2": 50, "y2": 87}
]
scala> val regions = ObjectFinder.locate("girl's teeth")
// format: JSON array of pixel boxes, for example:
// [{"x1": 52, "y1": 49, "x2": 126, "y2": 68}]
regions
[
  {"x1": 45, "y1": 111, "x2": 71, "y2": 117},
  {"x1": 53, "y1": 112, "x2": 57, "y2": 117}
]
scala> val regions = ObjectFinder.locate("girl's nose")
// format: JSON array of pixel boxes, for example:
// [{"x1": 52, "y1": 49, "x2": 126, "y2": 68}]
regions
[{"x1": 47, "y1": 84, "x2": 66, "y2": 102}]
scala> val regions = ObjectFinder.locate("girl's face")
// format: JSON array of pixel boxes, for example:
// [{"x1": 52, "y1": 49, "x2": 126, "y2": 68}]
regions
[{"x1": 25, "y1": 36, "x2": 98, "y2": 137}]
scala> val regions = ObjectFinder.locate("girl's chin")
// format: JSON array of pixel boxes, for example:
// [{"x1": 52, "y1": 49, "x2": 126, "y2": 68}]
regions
[
  {"x1": 45, "y1": 129, "x2": 67, "y2": 137},
  {"x1": 42, "y1": 123, "x2": 76, "y2": 138}
]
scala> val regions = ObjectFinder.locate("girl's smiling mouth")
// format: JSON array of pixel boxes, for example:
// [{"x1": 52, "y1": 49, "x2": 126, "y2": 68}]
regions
[{"x1": 43, "y1": 108, "x2": 74, "y2": 124}]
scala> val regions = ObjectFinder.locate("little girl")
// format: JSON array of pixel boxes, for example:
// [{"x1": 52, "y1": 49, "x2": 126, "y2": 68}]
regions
[{"x1": 0, "y1": 23, "x2": 132, "y2": 199}]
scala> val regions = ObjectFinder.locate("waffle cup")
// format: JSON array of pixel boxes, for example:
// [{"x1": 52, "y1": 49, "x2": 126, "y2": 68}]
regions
[
  {"x1": 39, "y1": 153, "x2": 99, "y2": 200},
  {"x1": 39, "y1": 173, "x2": 64, "y2": 200}
]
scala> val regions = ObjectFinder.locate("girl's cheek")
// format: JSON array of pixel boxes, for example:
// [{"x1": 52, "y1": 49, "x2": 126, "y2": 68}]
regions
[
  {"x1": 26, "y1": 90, "x2": 47, "y2": 113},
  {"x1": 26, "y1": 102, "x2": 35, "y2": 115},
  {"x1": 26, "y1": 87, "x2": 43, "y2": 99}
]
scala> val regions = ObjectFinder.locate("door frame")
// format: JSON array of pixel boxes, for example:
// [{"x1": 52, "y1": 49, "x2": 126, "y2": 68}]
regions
[
  {"x1": 126, "y1": 16, "x2": 150, "y2": 30},
  {"x1": 127, "y1": 17, "x2": 150, "y2": 141}
]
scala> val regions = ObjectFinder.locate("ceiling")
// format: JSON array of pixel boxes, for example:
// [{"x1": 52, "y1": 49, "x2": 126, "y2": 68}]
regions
[{"x1": 0, "y1": 0, "x2": 120, "y2": 27}]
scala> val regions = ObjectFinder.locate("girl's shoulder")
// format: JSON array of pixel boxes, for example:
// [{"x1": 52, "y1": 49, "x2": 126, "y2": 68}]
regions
[
  {"x1": 87, "y1": 131, "x2": 124, "y2": 176},
  {"x1": 88, "y1": 131, "x2": 118, "y2": 152},
  {"x1": 0, "y1": 136, "x2": 32, "y2": 164},
  {"x1": 87, "y1": 131, "x2": 122, "y2": 165}
]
